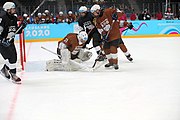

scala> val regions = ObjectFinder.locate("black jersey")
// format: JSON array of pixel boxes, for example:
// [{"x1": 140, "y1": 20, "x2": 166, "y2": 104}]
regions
[
  {"x1": 0, "y1": 10, "x2": 19, "y2": 42},
  {"x1": 77, "y1": 12, "x2": 97, "y2": 34}
]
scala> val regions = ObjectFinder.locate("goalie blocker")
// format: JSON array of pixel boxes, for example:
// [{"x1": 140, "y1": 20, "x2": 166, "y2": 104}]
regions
[{"x1": 46, "y1": 31, "x2": 92, "y2": 71}]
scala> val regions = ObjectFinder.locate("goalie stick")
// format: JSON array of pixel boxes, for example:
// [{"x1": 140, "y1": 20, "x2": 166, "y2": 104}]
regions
[
  {"x1": 8, "y1": 0, "x2": 46, "y2": 42},
  {"x1": 41, "y1": 46, "x2": 62, "y2": 58}
]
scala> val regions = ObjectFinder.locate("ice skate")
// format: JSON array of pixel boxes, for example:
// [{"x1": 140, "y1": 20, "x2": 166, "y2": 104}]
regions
[
  {"x1": 126, "y1": 54, "x2": 133, "y2": 62},
  {"x1": 0, "y1": 66, "x2": 10, "y2": 79},
  {"x1": 104, "y1": 63, "x2": 113, "y2": 68},
  {"x1": 9, "y1": 72, "x2": 21, "y2": 84},
  {"x1": 113, "y1": 64, "x2": 119, "y2": 70}
]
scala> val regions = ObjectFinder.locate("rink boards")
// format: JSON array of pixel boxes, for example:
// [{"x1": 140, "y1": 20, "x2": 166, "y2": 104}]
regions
[{"x1": 16, "y1": 20, "x2": 180, "y2": 42}]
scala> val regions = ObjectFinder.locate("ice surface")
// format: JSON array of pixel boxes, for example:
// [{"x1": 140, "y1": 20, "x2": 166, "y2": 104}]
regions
[{"x1": 0, "y1": 37, "x2": 180, "y2": 120}]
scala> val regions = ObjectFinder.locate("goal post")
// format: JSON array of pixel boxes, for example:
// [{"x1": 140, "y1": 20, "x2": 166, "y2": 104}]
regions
[{"x1": 19, "y1": 29, "x2": 26, "y2": 70}]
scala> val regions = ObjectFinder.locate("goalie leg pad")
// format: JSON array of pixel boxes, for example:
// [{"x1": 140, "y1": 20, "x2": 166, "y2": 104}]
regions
[
  {"x1": 46, "y1": 59, "x2": 92, "y2": 71},
  {"x1": 46, "y1": 59, "x2": 72, "y2": 71},
  {"x1": 61, "y1": 49, "x2": 71, "y2": 63}
]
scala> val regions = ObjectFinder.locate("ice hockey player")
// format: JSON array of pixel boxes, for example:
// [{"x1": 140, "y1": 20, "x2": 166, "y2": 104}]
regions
[
  {"x1": 35, "y1": 13, "x2": 45, "y2": 24},
  {"x1": 116, "y1": 8, "x2": 133, "y2": 61},
  {"x1": 0, "y1": 2, "x2": 27, "y2": 83},
  {"x1": 56, "y1": 11, "x2": 65, "y2": 23},
  {"x1": 46, "y1": 31, "x2": 92, "y2": 71},
  {"x1": 43, "y1": 9, "x2": 53, "y2": 23},
  {"x1": 90, "y1": 4, "x2": 133, "y2": 70},
  {"x1": 77, "y1": 6, "x2": 106, "y2": 61},
  {"x1": 66, "y1": 11, "x2": 76, "y2": 24}
]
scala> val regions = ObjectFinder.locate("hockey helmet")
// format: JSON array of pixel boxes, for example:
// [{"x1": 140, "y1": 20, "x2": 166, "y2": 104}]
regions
[
  {"x1": 44, "y1": 10, "x2": 49, "y2": 13},
  {"x1": 68, "y1": 11, "x2": 73, "y2": 14},
  {"x1": 78, "y1": 31, "x2": 88, "y2": 44},
  {"x1": 37, "y1": 13, "x2": 42, "y2": 16},
  {"x1": 59, "y1": 11, "x2": 63, "y2": 15},
  {"x1": 90, "y1": 4, "x2": 100, "y2": 13},
  {"x1": 79, "y1": 6, "x2": 88, "y2": 13},
  {"x1": 3, "y1": 2, "x2": 16, "y2": 11},
  {"x1": 23, "y1": 13, "x2": 28, "y2": 17}
]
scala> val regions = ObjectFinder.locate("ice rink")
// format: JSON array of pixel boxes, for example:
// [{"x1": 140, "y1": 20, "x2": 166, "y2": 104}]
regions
[{"x1": 0, "y1": 37, "x2": 180, "y2": 120}]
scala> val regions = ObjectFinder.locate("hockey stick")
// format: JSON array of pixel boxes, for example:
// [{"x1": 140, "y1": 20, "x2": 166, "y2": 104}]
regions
[
  {"x1": 92, "y1": 59, "x2": 98, "y2": 68},
  {"x1": 41, "y1": 46, "x2": 62, "y2": 59},
  {"x1": 121, "y1": 27, "x2": 130, "y2": 33},
  {"x1": 8, "y1": 0, "x2": 46, "y2": 42},
  {"x1": 30, "y1": 0, "x2": 46, "y2": 17}
]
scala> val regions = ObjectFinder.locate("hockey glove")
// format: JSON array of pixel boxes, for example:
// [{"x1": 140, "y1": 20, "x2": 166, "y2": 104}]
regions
[
  {"x1": 112, "y1": 12, "x2": 118, "y2": 20},
  {"x1": 0, "y1": 38, "x2": 11, "y2": 47},
  {"x1": 127, "y1": 22, "x2": 134, "y2": 30}
]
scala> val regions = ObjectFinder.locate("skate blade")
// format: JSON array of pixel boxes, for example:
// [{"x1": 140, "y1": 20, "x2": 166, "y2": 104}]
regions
[
  {"x1": 1, "y1": 72, "x2": 21, "y2": 84},
  {"x1": 10, "y1": 79, "x2": 22, "y2": 84},
  {"x1": 11, "y1": 80, "x2": 22, "y2": 85}
]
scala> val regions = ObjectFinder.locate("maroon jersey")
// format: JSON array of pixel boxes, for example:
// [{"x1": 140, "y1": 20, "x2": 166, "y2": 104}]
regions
[
  {"x1": 95, "y1": 8, "x2": 121, "y2": 41},
  {"x1": 58, "y1": 33, "x2": 80, "y2": 52}
]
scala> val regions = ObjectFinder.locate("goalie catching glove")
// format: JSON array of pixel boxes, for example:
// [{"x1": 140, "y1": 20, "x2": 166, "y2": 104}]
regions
[{"x1": 77, "y1": 49, "x2": 92, "y2": 61}]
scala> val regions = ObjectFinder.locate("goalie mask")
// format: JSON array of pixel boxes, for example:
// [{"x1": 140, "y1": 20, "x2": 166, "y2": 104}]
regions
[{"x1": 77, "y1": 31, "x2": 88, "y2": 44}]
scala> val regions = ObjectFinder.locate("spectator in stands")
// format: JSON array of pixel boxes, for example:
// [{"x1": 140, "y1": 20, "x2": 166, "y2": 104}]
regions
[
  {"x1": 56, "y1": 11, "x2": 65, "y2": 23},
  {"x1": 22, "y1": 13, "x2": 30, "y2": 23},
  {"x1": 177, "y1": 8, "x2": 180, "y2": 20},
  {"x1": 156, "y1": 11, "x2": 163, "y2": 20},
  {"x1": 66, "y1": 11, "x2": 76, "y2": 24},
  {"x1": 130, "y1": 10, "x2": 137, "y2": 21},
  {"x1": 35, "y1": 13, "x2": 45, "y2": 24},
  {"x1": 138, "y1": 9, "x2": 151, "y2": 20},
  {"x1": 117, "y1": 9, "x2": 127, "y2": 21},
  {"x1": 43, "y1": 9, "x2": 53, "y2": 23},
  {"x1": 164, "y1": 7, "x2": 174, "y2": 20},
  {"x1": 17, "y1": 14, "x2": 23, "y2": 22}
]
